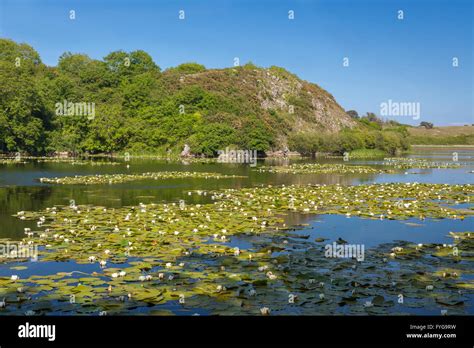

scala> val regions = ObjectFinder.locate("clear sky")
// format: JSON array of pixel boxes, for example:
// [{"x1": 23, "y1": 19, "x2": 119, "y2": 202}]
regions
[{"x1": 0, "y1": 0, "x2": 472, "y2": 125}]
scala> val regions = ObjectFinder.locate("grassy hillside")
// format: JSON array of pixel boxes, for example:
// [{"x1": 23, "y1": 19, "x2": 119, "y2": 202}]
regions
[{"x1": 408, "y1": 126, "x2": 474, "y2": 145}]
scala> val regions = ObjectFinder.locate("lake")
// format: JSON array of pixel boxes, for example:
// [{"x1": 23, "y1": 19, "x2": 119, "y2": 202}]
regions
[{"x1": 0, "y1": 148, "x2": 472, "y2": 315}]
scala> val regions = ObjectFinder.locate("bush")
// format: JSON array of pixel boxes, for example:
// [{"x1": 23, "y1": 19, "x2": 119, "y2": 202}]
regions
[{"x1": 288, "y1": 128, "x2": 410, "y2": 156}]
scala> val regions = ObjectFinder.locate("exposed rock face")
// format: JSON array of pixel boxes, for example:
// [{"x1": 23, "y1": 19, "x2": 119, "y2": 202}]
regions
[
  {"x1": 256, "y1": 69, "x2": 355, "y2": 133},
  {"x1": 165, "y1": 66, "x2": 355, "y2": 149},
  {"x1": 180, "y1": 144, "x2": 191, "y2": 157}
]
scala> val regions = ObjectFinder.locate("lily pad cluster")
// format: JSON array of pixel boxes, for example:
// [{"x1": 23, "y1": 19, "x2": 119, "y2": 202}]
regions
[
  {"x1": 0, "y1": 182, "x2": 471, "y2": 315},
  {"x1": 257, "y1": 163, "x2": 393, "y2": 174},
  {"x1": 213, "y1": 183, "x2": 473, "y2": 220},
  {"x1": 36, "y1": 159, "x2": 121, "y2": 166},
  {"x1": 38, "y1": 171, "x2": 246, "y2": 185},
  {"x1": 0, "y1": 159, "x2": 27, "y2": 164},
  {"x1": 383, "y1": 158, "x2": 461, "y2": 169}
]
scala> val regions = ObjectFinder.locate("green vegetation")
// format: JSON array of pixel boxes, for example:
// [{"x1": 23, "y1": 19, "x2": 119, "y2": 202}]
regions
[
  {"x1": 2, "y1": 182, "x2": 472, "y2": 315},
  {"x1": 39, "y1": 171, "x2": 245, "y2": 185},
  {"x1": 383, "y1": 158, "x2": 461, "y2": 169},
  {"x1": 349, "y1": 149, "x2": 386, "y2": 158},
  {"x1": 1, "y1": 39, "x2": 354, "y2": 157},
  {"x1": 407, "y1": 126, "x2": 474, "y2": 145},
  {"x1": 419, "y1": 121, "x2": 434, "y2": 129},
  {"x1": 258, "y1": 163, "x2": 393, "y2": 175},
  {"x1": 288, "y1": 127, "x2": 410, "y2": 157},
  {"x1": 408, "y1": 134, "x2": 474, "y2": 145},
  {"x1": 3, "y1": 38, "x2": 469, "y2": 159},
  {"x1": 0, "y1": 39, "x2": 282, "y2": 156}
]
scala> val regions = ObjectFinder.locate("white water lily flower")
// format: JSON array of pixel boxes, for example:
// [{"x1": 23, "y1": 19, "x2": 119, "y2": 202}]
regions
[
  {"x1": 260, "y1": 307, "x2": 270, "y2": 315},
  {"x1": 319, "y1": 294, "x2": 325, "y2": 300},
  {"x1": 88, "y1": 256, "x2": 96, "y2": 262},
  {"x1": 99, "y1": 260, "x2": 107, "y2": 267},
  {"x1": 266, "y1": 271, "x2": 277, "y2": 280},
  {"x1": 138, "y1": 275, "x2": 146, "y2": 281},
  {"x1": 0, "y1": 298, "x2": 5, "y2": 308},
  {"x1": 165, "y1": 262, "x2": 172, "y2": 268},
  {"x1": 426, "y1": 285, "x2": 434, "y2": 291},
  {"x1": 364, "y1": 301, "x2": 373, "y2": 308},
  {"x1": 11, "y1": 275, "x2": 19, "y2": 281},
  {"x1": 104, "y1": 249, "x2": 110, "y2": 254},
  {"x1": 111, "y1": 273, "x2": 119, "y2": 278},
  {"x1": 119, "y1": 271, "x2": 126, "y2": 277}
]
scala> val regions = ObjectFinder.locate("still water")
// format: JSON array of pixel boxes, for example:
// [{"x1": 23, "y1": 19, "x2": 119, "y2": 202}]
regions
[{"x1": 0, "y1": 148, "x2": 472, "y2": 315}]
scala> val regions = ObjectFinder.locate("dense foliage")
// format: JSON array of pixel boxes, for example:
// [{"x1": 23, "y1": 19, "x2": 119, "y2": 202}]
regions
[
  {"x1": 0, "y1": 39, "x2": 277, "y2": 156},
  {"x1": 2, "y1": 39, "x2": 454, "y2": 157},
  {"x1": 288, "y1": 124, "x2": 410, "y2": 156}
]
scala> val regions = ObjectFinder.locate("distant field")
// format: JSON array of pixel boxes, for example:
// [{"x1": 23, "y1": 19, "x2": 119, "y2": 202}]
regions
[
  {"x1": 409, "y1": 126, "x2": 474, "y2": 137},
  {"x1": 408, "y1": 126, "x2": 474, "y2": 145}
]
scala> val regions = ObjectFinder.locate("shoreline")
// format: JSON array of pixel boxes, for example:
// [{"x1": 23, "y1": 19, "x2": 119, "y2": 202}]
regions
[{"x1": 411, "y1": 144, "x2": 474, "y2": 148}]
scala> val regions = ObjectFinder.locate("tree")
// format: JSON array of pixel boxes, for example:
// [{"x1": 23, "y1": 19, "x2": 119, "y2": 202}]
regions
[
  {"x1": 188, "y1": 123, "x2": 237, "y2": 156},
  {"x1": 420, "y1": 121, "x2": 434, "y2": 129},
  {"x1": 346, "y1": 110, "x2": 359, "y2": 119},
  {"x1": 0, "y1": 39, "x2": 51, "y2": 154},
  {"x1": 166, "y1": 63, "x2": 206, "y2": 75}
]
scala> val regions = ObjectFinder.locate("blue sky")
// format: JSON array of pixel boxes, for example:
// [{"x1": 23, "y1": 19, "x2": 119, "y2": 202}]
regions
[{"x1": 0, "y1": 0, "x2": 472, "y2": 125}]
